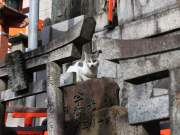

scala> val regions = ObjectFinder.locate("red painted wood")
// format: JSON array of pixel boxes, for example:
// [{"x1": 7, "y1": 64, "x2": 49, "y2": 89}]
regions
[
  {"x1": 108, "y1": 0, "x2": 113, "y2": 22},
  {"x1": 160, "y1": 129, "x2": 171, "y2": 135},
  {"x1": 12, "y1": 112, "x2": 47, "y2": 118}
]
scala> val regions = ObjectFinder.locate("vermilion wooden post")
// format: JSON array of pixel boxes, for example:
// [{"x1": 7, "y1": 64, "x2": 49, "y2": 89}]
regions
[
  {"x1": 0, "y1": 24, "x2": 9, "y2": 60},
  {"x1": 108, "y1": 0, "x2": 113, "y2": 22},
  {"x1": 0, "y1": 0, "x2": 8, "y2": 60}
]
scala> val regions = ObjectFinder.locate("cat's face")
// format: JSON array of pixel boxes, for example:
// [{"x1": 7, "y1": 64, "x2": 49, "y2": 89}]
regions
[{"x1": 84, "y1": 51, "x2": 100, "y2": 70}]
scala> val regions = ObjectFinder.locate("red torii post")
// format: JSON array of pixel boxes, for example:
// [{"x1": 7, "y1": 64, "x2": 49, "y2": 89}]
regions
[{"x1": 108, "y1": 0, "x2": 116, "y2": 22}]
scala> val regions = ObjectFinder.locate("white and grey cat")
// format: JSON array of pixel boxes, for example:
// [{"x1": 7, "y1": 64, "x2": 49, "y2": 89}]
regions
[{"x1": 66, "y1": 51, "x2": 101, "y2": 82}]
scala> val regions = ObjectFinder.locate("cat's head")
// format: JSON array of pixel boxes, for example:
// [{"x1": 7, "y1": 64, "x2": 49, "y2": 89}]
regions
[{"x1": 84, "y1": 50, "x2": 101, "y2": 70}]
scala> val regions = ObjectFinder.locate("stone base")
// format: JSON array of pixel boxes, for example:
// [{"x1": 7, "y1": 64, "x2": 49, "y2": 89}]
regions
[{"x1": 65, "y1": 106, "x2": 148, "y2": 135}]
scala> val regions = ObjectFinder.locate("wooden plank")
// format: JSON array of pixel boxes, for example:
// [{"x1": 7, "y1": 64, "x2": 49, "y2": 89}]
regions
[
  {"x1": 46, "y1": 62, "x2": 64, "y2": 135},
  {"x1": 0, "y1": 80, "x2": 46, "y2": 102},
  {"x1": 6, "y1": 107, "x2": 46, "y2": 113},
  {"x1": 94, "y1": 35, "x2": 180, "y2": 61}
]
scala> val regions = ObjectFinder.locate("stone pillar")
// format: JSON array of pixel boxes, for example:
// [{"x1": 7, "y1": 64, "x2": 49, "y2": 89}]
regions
[
  {"x1": 46, "y1": 62, "x2": 64, "y2": 135},
  {"x1": 169, "y1": 68, "x2": 180, "y2": 135}
]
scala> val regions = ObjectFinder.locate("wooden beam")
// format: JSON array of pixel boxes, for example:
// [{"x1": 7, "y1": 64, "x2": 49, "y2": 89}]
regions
[
  {"x1": 0, "y1": 80, "x2": 46, "y2": 102},
  {"x1": 46, "y1": 62, "x2": 64, "y2": 135}
]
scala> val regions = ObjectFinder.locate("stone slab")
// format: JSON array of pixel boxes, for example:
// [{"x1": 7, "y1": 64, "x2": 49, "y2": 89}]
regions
[
  {"x1": 6, "y1": 51, "x2": 27, "y2": 92},
  {"x1": 65, "y1": 106, "x2": 148, "y2": 135},
  {"x1": 63, "y1": 78, "x2": 119, "y2": 122},
  {"x1": 128, "y1": 95, "x2": 169, "y2": 124},
  {"x1": 117, "y1": 49, "x2": 180, "y2": 80},
  {"x1": 26, "y1": 43, "x2": 81, "y2": 70},
  {"x1": 122, "y1": 7, "x2": 180, "y2": 39},
  {"x1": 125, "y1": 81, "x2": 169, "y2": 124},
  {"x1": 60, "y1": 72, "x2": 76, "y2": 87},
  {"x1": 0, "y1": 80, "x2": 46, "y2": 102},
  {"x1": 153, "y1": 88, "x2": 169, "y2": 97},
  {"x1": 94, "y1": 35, "x2": 180, "y2": 61},
  {"x1": 51, "y1": 15, "x2": 96, "y2": 45},
  {"x1": 118, "y1": 0, "x2": 178, "y2": 25},
  {"x1": 97, "y1": 60, "x2": 118, "y2": 78}
]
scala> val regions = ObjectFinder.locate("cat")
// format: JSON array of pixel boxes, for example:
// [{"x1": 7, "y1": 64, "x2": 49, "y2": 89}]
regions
[{"x1": 66, "y1": 51, "x2": 101, "y2": 82}]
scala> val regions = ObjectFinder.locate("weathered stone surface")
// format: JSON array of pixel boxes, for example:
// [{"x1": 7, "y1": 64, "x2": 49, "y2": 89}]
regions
[
  {"x1": 60, "y1": 72, "x2": 76, "y2": 87},
  {"x1": 63, "y1": 78, "x2": 119, "y2": 123},
  {"x1": 39, "y1": 0, "x2": 52, "y2": 21},
  {"x1": 0, "y1": 15, "x2": 95, "y2": 77},
  {"x1": 117, "y1": 50, "x2": 180, "y2": 80},
  {"x1": 0, "y1": 67, "x2": 7, "y2": 78},
  {"x1": 153, "y1": 88, "x2": 168, "y2": 97},
  {"x1": 5, "y1": 51, "x2": 27, "y2": 92},
  {"x1": 125, "y1": 81, "x2": 169, "y2": 124},
  {"x1": 93, "y1": 26, "x2": 122, "y2": 40},
  {"x1": 120, "y1": 7, "x2": 180, "y2": 39},
  {"x1": 26, "y1": 43, "x2": 81, "y2": 70},
  {"x1": 94, "y1": 35, "x2": 180, "y2": 60},
  {"x1": 0, "y1": 79, "x2": 6, "y2": 92},
  {"x1": 41, "y1": 26, "x2": 51, "y2": 46},
  {"x1": 128, "y1": 95, "x2": 169, "y2": 124},
  {"x1": 118, "y1": 0, "x2": 178, "y2": 25},
  {"x1": 57, "y1": 0, "x2": 108, "y2": 31},
  {"x1": 65, "y1": 106, "x2": 148, "y2": 135},
  {"x1": 97, "y1": 60, "x2": 118, "y2": 78},
  {"x1": 51, "y1": 15, "x2": 96, "y2": 46},
  {"x1": 169, "y1": 68, "x2": 180, "y2": 135},
  {"x1": 47, "y1": 62, "x2": 64, "y2": 135},
  {"x1": 117, "y1": 0, "x2": 134, "y2": 24},
  {"x1": 0, "y1": 80, "x2": 46, "y2": 102}
]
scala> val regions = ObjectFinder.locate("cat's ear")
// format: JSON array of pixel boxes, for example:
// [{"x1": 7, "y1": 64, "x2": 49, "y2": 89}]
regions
[{"x1": 84, "y1": 51, "x2": 88, "y2": 61}]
